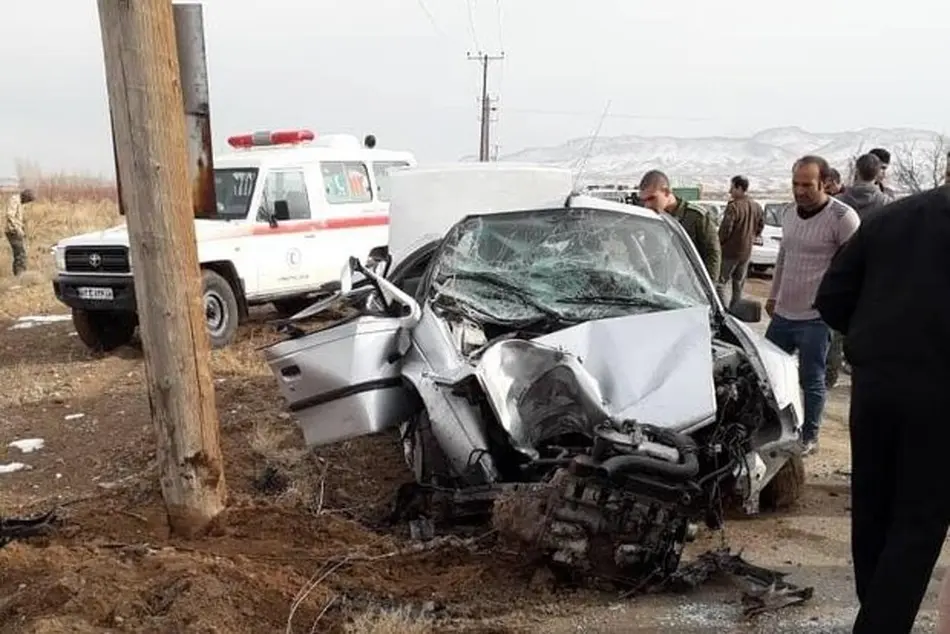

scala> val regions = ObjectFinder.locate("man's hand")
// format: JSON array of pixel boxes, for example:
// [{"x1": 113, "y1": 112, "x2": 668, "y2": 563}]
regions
[{"x1": 765, "y1": 299, "x2": 776, "y2": 318}]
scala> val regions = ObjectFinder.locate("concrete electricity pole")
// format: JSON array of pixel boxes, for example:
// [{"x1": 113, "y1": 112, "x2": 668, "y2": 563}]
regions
[
  {"x1": 96, "y1": 0, "x2": 226, "y2": 538},
  {"x1": 467, "y1": 51, "x2": 504, "y2": 162}
]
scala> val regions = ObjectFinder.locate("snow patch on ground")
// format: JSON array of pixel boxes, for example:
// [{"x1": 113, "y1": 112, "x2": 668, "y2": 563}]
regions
[
  {"x1": 8, "y1": 314, "x2": 72, "y2": 330},
  {"x1": 9, "y1": 438, "x2": 45, "y2": 453}
]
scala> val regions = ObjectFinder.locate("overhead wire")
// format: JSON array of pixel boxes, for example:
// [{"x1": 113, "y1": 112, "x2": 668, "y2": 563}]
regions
[
  {"x1": 493, "y1": 0, "x2": 505, "y2": 158},
  {"x1": 466, "y1": 0, "x2": 482, "y2": 52}
]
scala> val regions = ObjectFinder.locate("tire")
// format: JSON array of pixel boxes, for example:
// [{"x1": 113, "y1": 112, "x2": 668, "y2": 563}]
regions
[
  {"x1": 71, "y1": 308, "x2": 137, "y2": 353},
  {"x1": 402, "y1": 409, "x2": 452, "y2": 486},
  {"x1": 201, "y1": 269, "x2": 240, "y2": 349},
  {"x1": 760, "y1": 454, "x2": 806, "y2": 511}
]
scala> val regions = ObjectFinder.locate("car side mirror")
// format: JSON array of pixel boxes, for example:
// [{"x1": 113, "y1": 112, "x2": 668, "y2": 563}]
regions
[
  {"x1": 366, "y1": 246, "x2": 391, "y2": 278},
  {"x1": 273, "y1": 200, "x2": 291, "y2": 223},
  {"x1": 728, "y1": 298, "x2": 762, "y2": 324},
  {"x1": 339, "y1": 257, "x2": 358, "y2": 294}
]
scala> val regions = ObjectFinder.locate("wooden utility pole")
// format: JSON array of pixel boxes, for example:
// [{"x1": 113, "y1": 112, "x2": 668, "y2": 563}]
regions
[
  {"x1": 97, "y1": 0, "x2": 226, "y2": 537},
  {"x1": 173, "y1": 2, "x2": 218, "y2": 219},
  {"x1": 467, "y1": 51, "x2": 504, "y2": 162}
]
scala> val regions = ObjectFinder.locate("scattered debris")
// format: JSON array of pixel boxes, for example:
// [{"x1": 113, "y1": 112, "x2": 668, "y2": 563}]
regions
[
  {"x1": 8, "y1": 438, "x2": 45, "y2": 453},
  {"x1": 64, "y1": 413, "x2": 85, "y2": 421},
  {"x1": 0, "y1": 508, "x2": 59, "y2": 548},
  {"x1": 662, "y1": 548, "x2": 814, "y2": 618}
]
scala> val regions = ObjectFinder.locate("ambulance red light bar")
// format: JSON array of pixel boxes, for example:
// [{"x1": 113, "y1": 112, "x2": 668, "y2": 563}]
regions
[{"x1": 227, "y1": 129, "x2": 316, "y2": 149}]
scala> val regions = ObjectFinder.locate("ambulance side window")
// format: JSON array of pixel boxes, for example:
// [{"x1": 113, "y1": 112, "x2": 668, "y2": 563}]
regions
[
  {"x1": 372, "y1": 161, "x2": 411, "y2": 202},
  {"x1": 321, "y1": 162, "x2": 372, "y2": 204},
  {"x1": 256, "y1": 169, "x2": 311, "y2": 221}
]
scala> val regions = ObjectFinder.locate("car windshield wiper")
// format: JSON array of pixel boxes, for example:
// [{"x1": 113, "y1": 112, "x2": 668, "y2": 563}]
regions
[
  {"x1": 433, "y1": 270, "x2": 565, "y2": 320},
  {"x1": 555, "y1": 295, "x2": 680, "y2": 310}
]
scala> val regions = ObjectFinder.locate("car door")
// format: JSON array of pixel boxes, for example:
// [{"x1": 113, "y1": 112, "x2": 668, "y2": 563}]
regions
[{"x1": 253, "y1": 168, "x2": 316, "y2": 296}]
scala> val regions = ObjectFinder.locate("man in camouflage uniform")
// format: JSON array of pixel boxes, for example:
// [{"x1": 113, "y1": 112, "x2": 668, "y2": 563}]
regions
[
  {"x1": 637, "y1": 170, "x2": 722, "y2": 282},
  {"x1": 4, "y1": 188, "x2": 33, "y2": 276}
]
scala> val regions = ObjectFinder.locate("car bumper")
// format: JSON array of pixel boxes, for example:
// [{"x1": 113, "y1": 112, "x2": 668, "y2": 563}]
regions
[{"x1": 53, "y1": 274, "x2": 137, "y2": 312}]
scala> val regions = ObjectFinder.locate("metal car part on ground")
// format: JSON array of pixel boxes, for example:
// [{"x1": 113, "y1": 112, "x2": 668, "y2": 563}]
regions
[
  {"x1": 48, "y1": 130, "x2": 416, "y2": 352},
  {"x1": 262, "y1": 164, "x2": 807, "y2": 591}
]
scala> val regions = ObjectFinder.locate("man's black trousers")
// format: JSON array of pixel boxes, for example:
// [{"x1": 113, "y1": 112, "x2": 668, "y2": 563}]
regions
[{"x1": 849, "y1": 367, "x2": 950, "y2": 633}]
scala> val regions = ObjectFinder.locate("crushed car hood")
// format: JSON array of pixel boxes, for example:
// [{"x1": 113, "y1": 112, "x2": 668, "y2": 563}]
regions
[{"x1": 474, "y1": 305, "x2": 717, "y2": 450}]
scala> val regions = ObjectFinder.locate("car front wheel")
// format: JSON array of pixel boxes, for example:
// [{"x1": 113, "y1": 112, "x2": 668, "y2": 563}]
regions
[{"x1": 72, "y1": 308, "x2": 137, "y2": 353}]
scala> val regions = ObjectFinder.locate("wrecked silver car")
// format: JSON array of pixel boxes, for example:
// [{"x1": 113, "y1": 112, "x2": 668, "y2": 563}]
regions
[{"x1": 263, "y1": 164, "x2": 806, "y2": 589}]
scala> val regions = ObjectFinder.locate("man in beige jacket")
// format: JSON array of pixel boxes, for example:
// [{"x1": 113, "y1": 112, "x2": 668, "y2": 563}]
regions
[{"x1": 4, "y1": 188, "x2": 33, "y2": 276}]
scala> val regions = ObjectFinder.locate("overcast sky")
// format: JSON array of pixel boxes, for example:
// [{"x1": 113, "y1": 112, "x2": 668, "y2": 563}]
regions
[{"x1": 1, "y1": 0, "x2": 947, "y2": 179}]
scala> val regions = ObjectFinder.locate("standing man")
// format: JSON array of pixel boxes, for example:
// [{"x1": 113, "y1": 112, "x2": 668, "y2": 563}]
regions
[
  {"x1": 716, "y1": 175, "x2": 763, "y2": 309},
  {"x1": 637, "y1": 170, "x2": 722, "y2": 282},
  {"x1": 4, "y1": 188, "x2": 33, "y2": 276},
  {"x1": 837, "y1": 153, "x2": 889, "y2": 219},
  {"x1": 814, "y1": 184, "x2": 950, "y2": 633},
  {"x1": 823, "y1": 168, "x2": 845, "y2": 196},
  {"x1": 868, "y1": 147, "x2": 897, "y2": 199},
  {"x1": 765, "y1": 156, "x2": 860, "y2": 455}
]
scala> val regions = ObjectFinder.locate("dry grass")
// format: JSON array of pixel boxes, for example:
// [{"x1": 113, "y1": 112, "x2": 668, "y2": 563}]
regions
[
  {"x1": 344, "y1": 606, "x2": 435, "y2": 634},
  {"x1": 0, "y1": 198, "x2": 120, "y2": 319},
  {"x1": 14, "y1": 159, "x2": 117, "y2": 204}
]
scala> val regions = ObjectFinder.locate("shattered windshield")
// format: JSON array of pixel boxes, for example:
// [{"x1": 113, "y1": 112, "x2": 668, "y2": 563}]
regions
[{"x1": 429, "y1": 207, "x2": 710, "y2": 324}]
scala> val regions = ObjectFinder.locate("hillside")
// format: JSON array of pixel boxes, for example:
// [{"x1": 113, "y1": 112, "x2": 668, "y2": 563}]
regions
[{"x1": 496, "y1": 126, "x2": 946, "y2": 195}]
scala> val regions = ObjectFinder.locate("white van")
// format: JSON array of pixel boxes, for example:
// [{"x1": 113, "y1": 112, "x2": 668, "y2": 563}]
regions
[{"x1": 51, "y1": 129, "x2": 416, "y2": 351}]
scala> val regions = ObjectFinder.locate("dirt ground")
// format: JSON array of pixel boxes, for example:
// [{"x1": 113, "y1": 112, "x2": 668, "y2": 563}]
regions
[{"x1": 1, "y1": 206, "x2": 947, "y2": 633}]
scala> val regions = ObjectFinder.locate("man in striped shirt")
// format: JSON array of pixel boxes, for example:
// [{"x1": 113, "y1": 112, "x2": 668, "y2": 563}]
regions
[{"x1": 765, "y1": 156, "x2": 860, "y2": 455}]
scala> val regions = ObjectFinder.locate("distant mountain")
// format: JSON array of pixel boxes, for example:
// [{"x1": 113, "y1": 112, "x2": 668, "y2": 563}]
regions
[{"x1": 489, "y1": 126, "x2": 946, "y2": 195}]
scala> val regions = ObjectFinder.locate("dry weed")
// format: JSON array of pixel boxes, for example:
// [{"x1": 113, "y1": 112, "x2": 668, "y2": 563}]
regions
[{"x1": 344, "y1": 606, "x2": 434, "y2": 634}]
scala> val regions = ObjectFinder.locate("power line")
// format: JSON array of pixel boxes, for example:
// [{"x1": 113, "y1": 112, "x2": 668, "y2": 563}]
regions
[
  {"x1": 499, "y1": 107, "x2": 713, "y2": 122},
  {"x1": 495, "y1": 0, "x2": 504, "y2": 52},
  {"x1": 416, "y1": 0, "x2": 451, "y2": 40},
  {"x1": 465, "y1": 0, "x2": 481, "y2": 51}
]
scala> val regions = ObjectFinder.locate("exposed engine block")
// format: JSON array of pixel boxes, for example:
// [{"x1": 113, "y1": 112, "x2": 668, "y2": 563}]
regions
[{"x1": 491, "y1": 467, "x2": 692, "y2": 589}]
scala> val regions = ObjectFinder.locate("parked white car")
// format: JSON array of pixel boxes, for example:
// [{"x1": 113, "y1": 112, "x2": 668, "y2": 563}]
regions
[
  {"x1": 693, "y1": 199, "x2": 728, "y2": 226},
  {"x1": 750, "y1": 200, "x2": 791, "y2": 274}
]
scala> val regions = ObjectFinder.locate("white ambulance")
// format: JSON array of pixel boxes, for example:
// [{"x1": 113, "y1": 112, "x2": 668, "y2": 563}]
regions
[{"x1": 51, "y1": 129, "x2": 416, "y2": 351}]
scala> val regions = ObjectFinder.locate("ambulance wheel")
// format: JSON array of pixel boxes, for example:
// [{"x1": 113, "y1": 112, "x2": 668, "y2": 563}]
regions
[
  {"x1": 202, "y1": 269, "x2": 240, "y2": 349},
  {"x1": 72, "y1": 308, "x2": 137, "y2": 353}
]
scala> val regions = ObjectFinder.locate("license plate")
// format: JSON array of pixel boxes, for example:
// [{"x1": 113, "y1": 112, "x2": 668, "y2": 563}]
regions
[{"x1": 77, "y1": 287, "x2": 114, "y2": 301}]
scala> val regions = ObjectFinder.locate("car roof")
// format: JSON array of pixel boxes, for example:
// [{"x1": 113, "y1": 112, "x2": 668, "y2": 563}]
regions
[{"x1": 386, "y1": 163, "x2": 660, "y2": 269}]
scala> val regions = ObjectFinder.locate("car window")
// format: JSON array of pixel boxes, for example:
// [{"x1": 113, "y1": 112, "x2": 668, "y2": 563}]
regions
[
  {"x1": 256, "y1": 169, "x2": 311, "y2": 221},
  {"x1": 371, "y1": 161, "x2": 411, "y2": 202},
  {"x1": 321, "y1": 161, "x2": 373, "y2": 204},
  {"x1": 213, "y1": 168, "x2": 258, "y2": 220},
  {"x1": 764, "y1": 203, "x2": 789, "y2": 227}
]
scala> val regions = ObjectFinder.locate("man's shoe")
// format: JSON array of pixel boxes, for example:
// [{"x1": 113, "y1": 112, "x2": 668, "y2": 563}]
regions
[{"x1": 802, "y1": 440, "x2": 819, "y2": 457}]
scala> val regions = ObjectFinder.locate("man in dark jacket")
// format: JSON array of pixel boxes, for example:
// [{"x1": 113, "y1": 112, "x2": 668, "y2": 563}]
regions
[
  {"x1": 716, "y1": 175, "x2": 763, "y2": 308},
  {"x1": 814, "y1": 184, "x2": 950, "y2": 633},
  {"x1": 837, "y1": 153, "x2": 889, "y2": 219},
  {"x1": 823, "y1": 168, "x2": 845, "y2": 196},
  {"x1": 869, "y1": 147, "x2": 898, "y2": 199},
  {"x1": 637, "y1": 170, "x2": 721, "y2": 282}
]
